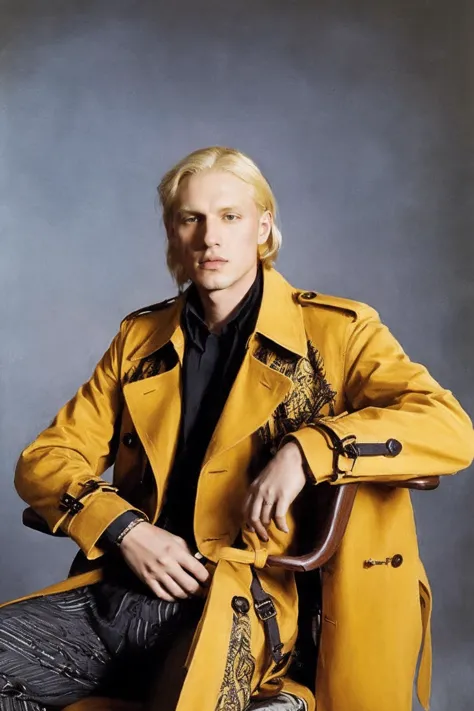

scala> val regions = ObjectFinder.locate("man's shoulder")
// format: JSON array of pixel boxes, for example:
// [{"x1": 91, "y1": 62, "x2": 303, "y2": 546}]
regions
[
  {"x1": 295, "y1": 289, "x2": 378, "y2": 322},
  {"x1": 120, "y1": 296, "x2": 179, "y2": 326},
  {"x1": 117, "y1": 295, "x2": 182, "y2": 361}
]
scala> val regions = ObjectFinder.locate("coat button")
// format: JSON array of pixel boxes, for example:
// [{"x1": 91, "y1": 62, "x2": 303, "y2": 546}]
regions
[
  {"x1": 391, "y1": 554, "x2": 403, "y2": 568},
  {"x1": 386, "y1": 438, "x2": 402, "y2": 457},
  {"x1": 231, "y1": 596, "x2": 250, "y2": 614},
  {"x1": 301, "y1": 291, "x2": 317, "y2": 300},
  {"x1": 122, "y1": 432, "x2": 138, "y2": 448}
]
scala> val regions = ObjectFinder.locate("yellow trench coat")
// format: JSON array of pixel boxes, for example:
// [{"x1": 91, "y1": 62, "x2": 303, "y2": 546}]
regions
[{"x1": 5, "y1": 267, "x2": 474, "y2": 711}]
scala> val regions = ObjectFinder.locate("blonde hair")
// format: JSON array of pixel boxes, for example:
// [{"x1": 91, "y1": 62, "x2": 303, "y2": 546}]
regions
[{"x1": 157, "y1": 146, "x2": 282, "y2": 287}]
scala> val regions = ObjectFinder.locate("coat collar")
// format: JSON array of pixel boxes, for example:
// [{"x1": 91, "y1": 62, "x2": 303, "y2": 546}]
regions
[
  {"x1": 253, "y1": 267, "x2": 307, "y2": 358},
  {"x1": 128, "y1": 296, "x2": 186, "y2": 362},
  {"x1": 129, "y1": 266, "x2": 307, "y2": 362}
]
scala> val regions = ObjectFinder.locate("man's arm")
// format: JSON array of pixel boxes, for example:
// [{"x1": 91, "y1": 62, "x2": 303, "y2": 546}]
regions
[
  {"x1": 243, "y1": 306, "x2": 474, "y2": 537},
  {"x1": 287, "y1": 306, "x2": 474, "y2": 484},
  {"x1": 15, "y1": 321, "x2": 146, "y2": 560}
]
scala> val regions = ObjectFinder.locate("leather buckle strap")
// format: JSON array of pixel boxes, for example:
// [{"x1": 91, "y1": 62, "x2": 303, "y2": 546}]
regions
[
  {"x1": 310, "y1": 423, "x2": 403, "y2": 481},
  {"x1": 58, "y1": 493, "x2": 84, "y2": 514},
  {"x1": 250, "y1": 569, "x2": 284, "y2": 665},
  {"x1": 59, "y1": 479, "x2": 118, "y2": 516},
  {"x1": 254, "y1": 598, "x2": 277, "y2": 621}
]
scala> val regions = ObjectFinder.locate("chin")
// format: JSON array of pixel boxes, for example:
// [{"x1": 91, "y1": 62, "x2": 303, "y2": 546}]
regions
[{"x1": 192, "y1": 269, "x2": 235, "y2": 292}]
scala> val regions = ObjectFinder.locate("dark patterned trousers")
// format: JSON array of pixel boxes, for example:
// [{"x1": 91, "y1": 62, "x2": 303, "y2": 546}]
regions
[{"x1": 0, "y1": 583, "x2": 306, "y2": 711}]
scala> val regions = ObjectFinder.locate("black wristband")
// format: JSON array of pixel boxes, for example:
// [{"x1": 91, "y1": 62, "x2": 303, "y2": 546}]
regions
[{"x1": 100, "y1": 510, "x2": 146, "y2": 548}]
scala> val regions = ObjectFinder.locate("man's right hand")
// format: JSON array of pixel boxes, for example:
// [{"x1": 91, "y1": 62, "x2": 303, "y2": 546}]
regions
[{"x1": 119, "y1": 522, "x2": 210, "y2": 602}]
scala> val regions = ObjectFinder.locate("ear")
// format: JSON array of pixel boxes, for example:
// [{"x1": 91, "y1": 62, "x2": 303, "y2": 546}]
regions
[{"x1": 257, "y1": 210, "x2": 273, "y2": 245}]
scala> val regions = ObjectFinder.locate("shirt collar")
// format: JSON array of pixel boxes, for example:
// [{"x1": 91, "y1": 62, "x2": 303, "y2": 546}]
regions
[
  {"x1": 182, "y1": 266, "x2": 263, "y2": 352},
  {"x1": 129, "y1": 265, "x2": 307, "y2": 362}
]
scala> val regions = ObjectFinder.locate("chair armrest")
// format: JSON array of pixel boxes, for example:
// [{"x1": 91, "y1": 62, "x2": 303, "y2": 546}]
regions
[
  {"x1": 22, "y1": 507, "x2": 67, "y2": 537},
  {"x1": 266, "y1": 475, "x2": 441, "y2": 573},
  {"x1": 387, "y1": 476, "x2": 440, "y2": 491},
  {"x1": 266, "y1": 483, "x2": 359, "y2": 573}
]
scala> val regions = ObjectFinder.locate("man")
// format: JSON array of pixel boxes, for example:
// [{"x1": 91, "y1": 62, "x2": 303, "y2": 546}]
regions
[{"x1": 1, "y1": 146, "x2": 473, "y2": 711}]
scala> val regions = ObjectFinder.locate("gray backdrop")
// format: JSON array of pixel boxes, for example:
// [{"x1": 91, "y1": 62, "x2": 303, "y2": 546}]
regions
[{"x1": 1, "y1": 1, "x2": 473, "y2": 709}]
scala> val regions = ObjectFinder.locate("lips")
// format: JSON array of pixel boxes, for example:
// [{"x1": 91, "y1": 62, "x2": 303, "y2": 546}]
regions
[
  {"x1": 200, "y1": 256, "x2": 227, "y2": 264},
  {"x1": 199, "y1": 257, "x2": 228, "y2": 269}
]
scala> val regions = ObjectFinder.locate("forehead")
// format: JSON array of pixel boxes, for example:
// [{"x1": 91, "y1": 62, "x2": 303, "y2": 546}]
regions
[{"x1": 175, "y1": 169, "x2": 256, "y2": 210}]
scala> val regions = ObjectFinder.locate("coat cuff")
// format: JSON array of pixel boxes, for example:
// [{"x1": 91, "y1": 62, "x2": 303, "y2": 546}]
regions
[
  {"x1": 62, "y1": 491, "x2": 149, "y2": 560},
  {"x1": 281, "y1": 424, "x2": 354, "y2": 484}
]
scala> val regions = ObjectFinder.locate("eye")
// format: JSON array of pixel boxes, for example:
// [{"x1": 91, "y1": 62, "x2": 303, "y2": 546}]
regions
[
  {"x1": 224, "y1": 214, "x2": 239, "y2": 221},
  {"x1": 183, "y1": 215, "x2": 198, "y2": 224}
]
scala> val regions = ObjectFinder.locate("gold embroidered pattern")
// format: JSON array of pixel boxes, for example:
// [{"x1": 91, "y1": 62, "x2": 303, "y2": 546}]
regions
[
  {"x1": 215, "y1": 611, "x2": 255, "y2": 711},
  {"x1": 125, "y1": 344, "x2": 176, "y2": 384},
  {"x1": 255, "y1": 340, "x2": 336, "y2": 451}
]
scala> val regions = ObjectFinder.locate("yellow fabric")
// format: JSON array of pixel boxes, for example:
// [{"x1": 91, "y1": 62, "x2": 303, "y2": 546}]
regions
[
  {"x1": 218, "y1": 546, "x2": 269, "y2": 568},
  {"x1": 4, "y1": 266, "x2": 473, "y2": 711}
]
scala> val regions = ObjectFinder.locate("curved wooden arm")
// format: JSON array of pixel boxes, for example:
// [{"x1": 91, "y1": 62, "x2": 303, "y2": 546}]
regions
[
  {"x1": 266, "y1": 475, "x2": 440, "y2": 573},
  {"x1": 387, "y1": 476, "x2": 440, "y2": 491},
  {"x1": 267, "y1": 483, "x2": 359, "y2": 573}
]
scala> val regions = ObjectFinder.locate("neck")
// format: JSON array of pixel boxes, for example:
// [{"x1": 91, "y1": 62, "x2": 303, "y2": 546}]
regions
[{"x1": 195, "y1": 264, "x2": 259, "y2": 333}]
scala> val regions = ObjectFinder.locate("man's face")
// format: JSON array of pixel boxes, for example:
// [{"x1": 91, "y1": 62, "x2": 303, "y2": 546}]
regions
[{"x1": 171, "y1": 169, "x2": 272, "y2": 292}]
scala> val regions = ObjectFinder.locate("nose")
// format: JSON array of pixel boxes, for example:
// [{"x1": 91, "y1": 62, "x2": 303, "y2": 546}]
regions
[{"x1": 202, "y1": 217, "x2": 221, "y2": 247}]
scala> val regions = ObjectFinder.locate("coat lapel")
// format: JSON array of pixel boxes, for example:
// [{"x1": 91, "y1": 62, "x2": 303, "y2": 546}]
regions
[
  {"x1": 122, "y1": 268, "x2": 308, "y2": 504},
  {"x1": 123, "y1": 300, "x2": 185, "y2": 520},
  {"x1": 203, "y1": 268, "x2": 308, "y2": 466},
  {"x1": 203, "y1": 346, "x2": 293, "y2": 466},
  {"x1": 124, "y1": 366, "x2": 181, "y2": 521}
]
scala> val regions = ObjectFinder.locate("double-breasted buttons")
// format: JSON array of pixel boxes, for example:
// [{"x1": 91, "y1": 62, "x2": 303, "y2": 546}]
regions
[
  {"x1": 386, "y1": 438, "x2": 403, "y2": 457},
  {"x1": 122, "y1": 432, "x2": 138, "y2": 448},
  {"x1": 231, "y1": 596, "x2": 250, "y2": 614},
  {"x1": 391, "y1": 554, "x2": 404, "y2": 568}
]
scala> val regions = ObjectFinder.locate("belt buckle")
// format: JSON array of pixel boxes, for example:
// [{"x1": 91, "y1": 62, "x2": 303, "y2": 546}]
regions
[{"x1": 254, "y1": 598, "x2": 277, "y2": 621}]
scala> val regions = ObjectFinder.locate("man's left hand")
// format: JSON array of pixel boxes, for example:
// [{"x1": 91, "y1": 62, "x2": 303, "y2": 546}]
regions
[{"x1": 242, "y1": 441, "x2": 308, "y2": 541}]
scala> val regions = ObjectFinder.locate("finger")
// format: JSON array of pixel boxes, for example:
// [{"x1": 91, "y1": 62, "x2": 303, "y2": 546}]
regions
[
  {"x1": 261, "y1": 499, "x2": 275, "y2": 527},
  {"x1": 274, "y1": 497, "x2": 290, "y2": 533},
  {"x1": 145, "y1": 577, "x2": 177, "y2": 602},
  {"x1": 168, "y1": 564, "x2": 205, "y2": 596},
  {"x1": 178, "y1": 553, "x2": 211, "y2": 585},
  {"x1": 249, "y1": 496, "x2": 269, "y2": 542},
  {"x1": 155, "y1": 572, "x2": 191, "y2": 600},
  {"x1": 241, "y1": 491, "x2": 254, "y2": 520},
  {"x1": 242, "y1": 492, "x2": 256, "y2": 532}
]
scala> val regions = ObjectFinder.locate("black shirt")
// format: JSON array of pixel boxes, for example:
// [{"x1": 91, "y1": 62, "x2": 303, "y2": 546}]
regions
[{"x1": 103, "y1": 266, "x2": 263, "y2": 549}]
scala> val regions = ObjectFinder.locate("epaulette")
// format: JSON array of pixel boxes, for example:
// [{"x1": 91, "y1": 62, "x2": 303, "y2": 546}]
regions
[
  {"x1": 296, "y1": 290, "x2": 373, "y2": 321},
  {"x1": 121, "y1": 296, "x2": 178, "y2": 324}
]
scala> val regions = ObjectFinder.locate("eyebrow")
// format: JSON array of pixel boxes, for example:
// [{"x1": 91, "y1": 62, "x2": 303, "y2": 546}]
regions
[{"x1": 177, "y1": 205, "x2": 242, "y2": 215}]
